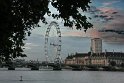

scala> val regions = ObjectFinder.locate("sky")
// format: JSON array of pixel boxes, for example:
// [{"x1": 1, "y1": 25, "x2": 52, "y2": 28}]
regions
[{"x1": 22, "y1": 0, "x2": 124, "y2": 61}]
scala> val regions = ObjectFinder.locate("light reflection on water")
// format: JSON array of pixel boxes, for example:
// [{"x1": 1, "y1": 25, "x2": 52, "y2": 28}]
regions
[{"x1": 0, "y1": 68, "x2": 124, "y2": 83}]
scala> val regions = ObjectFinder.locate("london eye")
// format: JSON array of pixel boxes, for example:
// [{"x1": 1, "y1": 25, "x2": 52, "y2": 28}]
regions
[{"x1": 44, "y1": 21, "x2": 62, "y2": 68}]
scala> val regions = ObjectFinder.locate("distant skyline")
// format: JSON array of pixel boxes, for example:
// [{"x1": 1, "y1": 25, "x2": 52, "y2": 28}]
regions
[{"x1": 22, "y1": 0, "x2": 124, "y2": 61}]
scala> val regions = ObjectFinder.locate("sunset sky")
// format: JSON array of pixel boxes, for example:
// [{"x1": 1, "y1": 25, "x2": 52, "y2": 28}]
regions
[{"x1": 23, "y1": 0, "x2": 124, "y2": 61}]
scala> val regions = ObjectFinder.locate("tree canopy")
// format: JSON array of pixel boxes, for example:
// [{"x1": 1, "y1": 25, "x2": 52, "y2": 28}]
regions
[{"x1": 0, "y1": 0, "x2": 92, "y2": 61}]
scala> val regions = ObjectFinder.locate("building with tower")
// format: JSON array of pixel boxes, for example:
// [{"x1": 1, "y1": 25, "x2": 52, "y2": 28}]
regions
[
  {"x1": 91, "y1": 38, "x2": 102, "y2": 54},
  {"x1": 64, "y1": 38, "x2": 124, "y2": 68}
]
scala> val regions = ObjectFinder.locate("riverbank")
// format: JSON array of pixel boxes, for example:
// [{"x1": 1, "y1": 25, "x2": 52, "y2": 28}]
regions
[
  {"x1": 63, "y1": 66, "x2": 124, "y2": 72},
  {"x1": 0, "y1": 66, "x2": 124, "y2": 72}
]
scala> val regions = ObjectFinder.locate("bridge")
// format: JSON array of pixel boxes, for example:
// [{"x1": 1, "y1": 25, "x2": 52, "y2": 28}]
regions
[{"x1": 0, "y1": 61, "x2": 115, "y2": 71}]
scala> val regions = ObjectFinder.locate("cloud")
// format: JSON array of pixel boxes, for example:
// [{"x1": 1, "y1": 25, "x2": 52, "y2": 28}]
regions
[
  {"x1": 97, "y1": 13, "x2": 124, "y2": 42},
  {"x1": 102, "y1": 1, "x2": 120, "y2": 7},
  {"x1": 98, "y1": 7, "x2": 118, "y2": 14},
  {"x1": 88, "y1": 6, "x2": 100, "y2": 14},
  {"x1": 86, "y1": 28, "x2": 101, "y2": 38},
  {"x1": 87, "y1": 5, "x2": 124, "y2": 42},
  {"x1": 23, "y1": 42, "x2": 39, "y2": 50},
  {"x1": 100, "y1": 32, "x2": 124, "y2": 42},
  {"x1": 62, "y1": 30, "x2": 86, "y2": 37},
  {"x1": 99, "y1": 29, "x2": 124, "y2": 35},
  {"x1": 26, "y1": 43, "x2": 39, "y2": 47},
  {"x1": 90, "y1": 7, "x2": 119, "y2": 22},
  {"x1": 103, "y1": 12, "x2": 124, "y2": 29},
  {"x1": 23, "y1": 46, "x2": 31, "y2": 50}
]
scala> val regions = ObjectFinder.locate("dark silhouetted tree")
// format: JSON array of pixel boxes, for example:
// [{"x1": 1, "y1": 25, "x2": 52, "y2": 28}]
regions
[
  {"x1": 121, "y1": 63, "x2": 124, "y2": 68},
  {"x1": 0, "y1": 0, "x2": 92, "y2": 61},
  {"x1": 110, "y1": 61, "x2": 116, "y2": 66}
]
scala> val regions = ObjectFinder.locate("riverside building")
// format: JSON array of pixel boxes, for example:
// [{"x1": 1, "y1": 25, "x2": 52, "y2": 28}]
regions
[{"x1": 65, "y1": 38, "x2": 124, "y2": 67}]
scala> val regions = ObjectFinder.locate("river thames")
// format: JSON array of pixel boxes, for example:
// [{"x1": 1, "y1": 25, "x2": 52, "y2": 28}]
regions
[{"x1": 0, "y1": 69, "x2": 124, "y2": 83}]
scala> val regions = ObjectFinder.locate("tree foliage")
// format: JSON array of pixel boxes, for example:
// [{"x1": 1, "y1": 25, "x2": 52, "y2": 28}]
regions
[
  {"x1": 121, "y1": 63, "x2": 124, "y2": 68},
  {"x1": 0, "y1": 0, "x2": 92, "y2": 61},
  {"x1": 110, "y1": 61, "x2": 116, "y2": 66}
]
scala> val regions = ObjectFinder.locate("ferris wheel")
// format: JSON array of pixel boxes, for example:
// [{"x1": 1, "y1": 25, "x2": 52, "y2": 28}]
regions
[{"x1": 44, "y1": 21, "x2": 61, "y2": 63}]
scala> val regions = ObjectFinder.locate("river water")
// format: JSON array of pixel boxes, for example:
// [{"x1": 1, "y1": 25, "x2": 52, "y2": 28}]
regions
[{"x1": 0, "y1": 68, "x2": 124, "y2": 83}]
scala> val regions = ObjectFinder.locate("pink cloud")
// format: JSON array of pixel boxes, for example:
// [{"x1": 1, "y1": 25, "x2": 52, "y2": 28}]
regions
[
  {"x1": 98, "y1": 13, "x2": 124, "y2": 42},
  {"x1": 103, "y1": 1, "x2": 120, "y2": 6},
  {"x1": 86, "y1": 28, "x2": 101, "y2": 38},
  {"x1": 62, "y1": 28, "x2": 102, "y2": 38},
  {"x1": 91, "y1": 7, "x2": 118, "y2": 23},
  {"x1": 62, "y1": 31, "x2": 86, "y2": 37},
  {"x1": 103, "y1": 12, "x2": 124, "y2": 30},
  {"x1": 88, "y1": 6, "x2": 124, "y2": 42},
  {"x1": 62, "y1": 6, "x2": 124, "y2": 42},
  {"x1": 98, "y1": 7, "x2": 117, "y2": 14}
]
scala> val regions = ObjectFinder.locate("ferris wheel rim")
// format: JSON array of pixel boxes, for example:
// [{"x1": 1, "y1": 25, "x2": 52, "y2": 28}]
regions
[{"x1": 44, "y1": 21, "x2": 61, "y2": 61}]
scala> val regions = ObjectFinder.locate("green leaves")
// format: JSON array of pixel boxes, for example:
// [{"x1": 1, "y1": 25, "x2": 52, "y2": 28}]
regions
[
  {"x1": 0, "y1": 0, "x2": 92, "y2": 61},
  {"x1": 0, "y1": 0, "x2": 47, "y2": 61},
  {"x1": 50, "y1": 0, "x2": 92, "y2": 30}
]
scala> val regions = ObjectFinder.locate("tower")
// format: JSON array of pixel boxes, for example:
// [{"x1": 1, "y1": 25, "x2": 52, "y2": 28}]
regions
[{"x1": 91, "y1": 38, "x2": 102, "y2": 54}]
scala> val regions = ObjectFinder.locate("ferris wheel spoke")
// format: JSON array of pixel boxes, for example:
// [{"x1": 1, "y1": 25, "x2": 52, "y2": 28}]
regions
[{"x1": 44, "y1": 21, "x2": 62, "y2": 64}]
